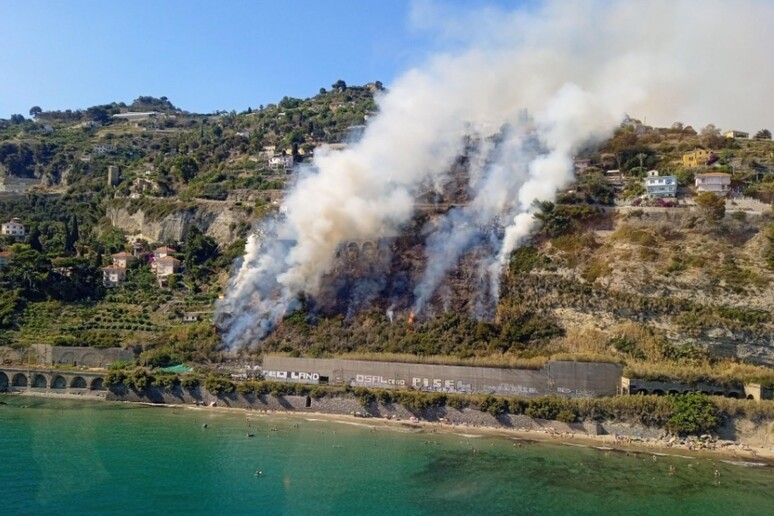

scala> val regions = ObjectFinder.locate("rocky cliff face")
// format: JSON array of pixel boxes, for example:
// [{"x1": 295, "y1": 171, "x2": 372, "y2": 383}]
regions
[
  {"x1": 107, "y1": 199, "x2": 252, "y2": 244},
  {"x1": 505, "y1": 207, "x2": 774, "y2": 364}
]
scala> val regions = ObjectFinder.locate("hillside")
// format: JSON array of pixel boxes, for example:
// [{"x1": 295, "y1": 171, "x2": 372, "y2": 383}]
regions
[{"x1": 1, "y1": 89, "x2": 774, "y2": 386}]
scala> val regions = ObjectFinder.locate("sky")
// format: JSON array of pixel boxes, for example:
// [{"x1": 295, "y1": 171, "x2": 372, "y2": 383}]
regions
[{"x1": 0, "y1": 0, "x2": 512, "y2": 117}]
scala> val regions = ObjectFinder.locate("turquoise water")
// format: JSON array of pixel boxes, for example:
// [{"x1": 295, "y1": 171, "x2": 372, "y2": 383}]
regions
[{"x1": 1, "y1": 396, "x2": 772, "y2": 515}]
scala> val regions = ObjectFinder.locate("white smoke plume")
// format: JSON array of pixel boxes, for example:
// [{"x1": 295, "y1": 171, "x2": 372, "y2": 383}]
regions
[{"x1": 217, "y1": 0, "x2": 774, "y2": 349}]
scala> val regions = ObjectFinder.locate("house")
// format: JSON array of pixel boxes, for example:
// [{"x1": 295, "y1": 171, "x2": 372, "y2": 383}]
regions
[
  {"x1": 93, "y1": 144, "x2": 117, "y2": 155},
  {"x1": 723, "y1": 130, "x2": 749, "y2": 139},
  {"x1": 269, "y1": 155, "x2": 294, "y2": 169},
  {"x1": 156, "y1": 255, "x2": 181, "y2": 285},
  {"x1": 111, "y1": 251, "x2": 135, "y2": 269},
  {"x1": 0, "y1": 251, "x2": 11, "y2": 266},
  {"x1": 644, "y1": 170, "x2": 677, "y2": 198},
  {"x1": 604, "y1": 169, "x2": 624, "y2": 190},
  {"x1": 153, "y1": 246, "x2": 176, "y2": 260},
  {"x1": 1, "y1": 218, "x2": 25, "y2": 238},
  {"x1": 102, "y1": 266, "x2": 127, "y2": 287},
  {"x1": 681, "y1": 149, "x2": 712, "y2": 168},
  {"x1": 573, "y1": 158, "x2": 592, "y2": 173},
  {"x1": 695, "y1": 172, "x2": 732, "y2": 195},
  {"x1": 182, "y1": 313, "x2": 200, "y2": 323},
  {"x1": 102, "y1": 251, "x2": 135, "y2": 286},
  {"x1": 112, "y1": 111, "x2": 162, "y2": 123}
]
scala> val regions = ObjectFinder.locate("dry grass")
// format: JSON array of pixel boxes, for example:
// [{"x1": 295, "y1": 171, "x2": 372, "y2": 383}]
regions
[
  {"x1": 548, "y1": 326, "x2": 610, "y2": 355},
  {"x1": 270, "y1": 351, "x2": 549, "y2": 370},
  {"x1": 625, "y1": 359, "x2": 774, "y2": 386}
]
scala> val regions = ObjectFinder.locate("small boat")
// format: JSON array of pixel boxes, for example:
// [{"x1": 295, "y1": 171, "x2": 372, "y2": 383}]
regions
[{"x1": 247, "y1": 432, "x2": 255, "y2": 437}]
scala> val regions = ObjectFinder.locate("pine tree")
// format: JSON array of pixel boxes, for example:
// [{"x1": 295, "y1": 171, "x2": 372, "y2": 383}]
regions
[
  {"x1": 28, "y1": 225, "x2": 43, "y2": 253},
  {"x1": 69, "y1": 215, "x2": 80, "y2": 254}
]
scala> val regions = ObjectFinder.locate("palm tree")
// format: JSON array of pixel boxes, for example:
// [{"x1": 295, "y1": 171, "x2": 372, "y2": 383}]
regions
[{"x1": 636, "y1": 153, "x2": 647, "y2": 174}]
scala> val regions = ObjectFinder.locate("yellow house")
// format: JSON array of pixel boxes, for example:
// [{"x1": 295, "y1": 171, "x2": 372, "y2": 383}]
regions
[{"x1": 682, "y1": 149, "x2": 711, "y2": 168}]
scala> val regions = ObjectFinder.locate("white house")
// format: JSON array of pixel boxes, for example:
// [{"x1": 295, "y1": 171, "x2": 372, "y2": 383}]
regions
[
  {"x1": 695, "y1": 173, "x2": 732, "y2": 195},
  {"x1": 93, "y1": 144, "x2": 117, "y2": 155},
  {"x1": 153, "y1": 246, "x2": 176, "y2": 260},
  {"x1": 1, "y1": 218, "x2": 25, "y2": 238},
  {"x1": 112, "y1": 111, "x2": 162, "y2": 123},
  {"x1": 102, "y1": 266, "x2": 127, "y2": 287},
  {"x1": 269, "y1": 155, "x2": 293, "y2": 169},
  {"x1": 644, "y1": 170, "x2": 677, "y2": 198},
  {"x1": 111, "y1": 251, "x2": 136, "y2": 269},
  {"x1": 156, "y1": 255, "x2": 181, "y2": 286}
]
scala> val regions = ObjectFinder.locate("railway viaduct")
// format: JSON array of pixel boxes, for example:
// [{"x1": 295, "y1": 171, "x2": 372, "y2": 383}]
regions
[{"x1": 0, "y1": 367, "x2": 107, "y2": 394}]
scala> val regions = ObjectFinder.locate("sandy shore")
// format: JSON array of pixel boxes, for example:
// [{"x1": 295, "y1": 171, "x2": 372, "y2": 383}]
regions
[
  {"x1": 182, "y1": 402, "x2": 774, "y2": 465},
  {"x1": 7, "y1": 389, "x2": 773, "y2": 465}
]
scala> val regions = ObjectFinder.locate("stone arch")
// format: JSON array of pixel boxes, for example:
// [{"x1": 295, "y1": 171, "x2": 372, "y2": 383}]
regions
[
  {"x1": 58, "y1": 351, "x2": 75, "y2": 365},
  {"x1": 700, "y1": 391, "x2": 710, "y2": 395},
  {"x1": 52, "y1": 375, "x2": 67, "y2": 389},
  {"x1": 346, "y1": 242, "x2": 359, "y2": 259},
  {"x1": 90, "y1": 377, "x2": 105, "y2": 391},
  {"x1": 713, "y1": 391, "x2": 725, "y2": 396},
  {"x1": 70, "y1": 376, "x2": 87, "y2": 389},
  {"x1": 668, "y1": 389, "x2": 680, "y2": 395},
  {"x1": 727, "y1": 392, "x2": 740, "y2": 399},
  {"x1": 634, "y1": 388, "x2": 648, "y2": 395},
  {"x1": 652, "y1": 389, "x2": 665, "y2": 396},
  {"x1": 80, "y1": 353, "x2": 101, "y2": 367},
  {"x1": 32, "y1": 374, "x2": 47, "y2": 389},
  {"x1": 12, "y1": 373, "x2": 27, "y2": 387},
  {"x1": 0, "y1": 371, "x2": 8, "y2": 391},
  {"x1": 747, "y1": 394, "x2": 755, "y2": 400}
]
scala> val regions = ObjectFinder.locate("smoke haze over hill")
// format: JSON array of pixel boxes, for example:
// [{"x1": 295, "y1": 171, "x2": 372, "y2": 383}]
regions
[{"x1": 217, "y1": 0, "x2": 774, "y2": 349}]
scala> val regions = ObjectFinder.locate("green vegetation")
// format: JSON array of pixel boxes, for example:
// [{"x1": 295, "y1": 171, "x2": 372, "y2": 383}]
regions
[
  {"x1": 2, "y1": 87, "x2": 774, "y2": 394},
  {"x1": 102, "y1": 367, "x2": 771, "y2": 435}
]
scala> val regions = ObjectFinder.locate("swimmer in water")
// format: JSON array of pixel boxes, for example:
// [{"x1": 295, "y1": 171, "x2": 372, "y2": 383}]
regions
[{"x1": 255, "y1": 470, "x2": 262, "y2": 477}]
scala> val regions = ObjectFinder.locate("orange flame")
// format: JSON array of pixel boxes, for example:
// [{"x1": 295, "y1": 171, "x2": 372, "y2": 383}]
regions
[{"x1": 407, "y1": 310, "x2": 415, "y2": 326}]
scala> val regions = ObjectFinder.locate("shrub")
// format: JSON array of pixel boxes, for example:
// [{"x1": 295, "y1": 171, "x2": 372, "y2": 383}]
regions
[
  {"x1": 204, "y1": 374, "x2": 236, "y2": 395},
  {"x1": 109, "y1": 360, "x2": 135, "y2": 370},
  {"x1": 126, "y1": 368, "x2": 153, "y2": 391},
  {"x1": 447, "y1": 395, "x2": 468, "y2": 411},
  {"x1": 181, "y1": 377, "x2": 200, "y2": 390},
  {"x1": 353, "y1": 387, "x2": 376, "y2": 406},
  {"x1": 104, "y1": 370, "x2": 127, "y2": 387},
  {"x1": 525, "y1": 396, "x2": 567, "y2": 420},
  {"x1": 666, "y1": 393, "x2": 719, "y2": 435}
]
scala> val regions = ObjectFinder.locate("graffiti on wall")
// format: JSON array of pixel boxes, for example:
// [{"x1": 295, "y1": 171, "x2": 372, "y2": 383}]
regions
[
  {"x1": 264, "y1": 370, "x2": 320, "y2": 382},
  {"x1": 353, "y1": 374, "x2": 406, "y2": 387},
  {"x1": 484, "y1": 383, "x2": 539, "y2": 395},
  {"x1": 411, "y1": 377, "x2": 472, "y2": 393}
]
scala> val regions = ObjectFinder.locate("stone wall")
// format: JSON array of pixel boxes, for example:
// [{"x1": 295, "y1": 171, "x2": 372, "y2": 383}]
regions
[
  {"x1": 1, "y1": 345, "x2": 134, "y2": 368},
  {"x1": 262, "y1": 356, "x2": 623, "y2": 398}
]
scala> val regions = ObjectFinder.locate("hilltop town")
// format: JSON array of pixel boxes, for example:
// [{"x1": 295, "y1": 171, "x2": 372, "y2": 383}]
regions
[{"x1": 0, "y1": 83, "x2": 773, "y2": 401}]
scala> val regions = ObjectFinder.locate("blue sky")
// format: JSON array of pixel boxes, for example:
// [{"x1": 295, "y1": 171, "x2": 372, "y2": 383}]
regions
[{"x1": 0, "y1": 0, "x2": 514, "y2": 117}]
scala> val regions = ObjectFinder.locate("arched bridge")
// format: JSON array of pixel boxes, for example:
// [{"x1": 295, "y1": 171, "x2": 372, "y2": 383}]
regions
[{"x1": 0, "y1": 367, "x2": 107, "y2": 395}]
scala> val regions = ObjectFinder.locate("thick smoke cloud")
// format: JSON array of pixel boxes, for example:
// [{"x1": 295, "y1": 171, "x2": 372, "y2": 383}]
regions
[{"x1": 217, "y1": 0, "x2": 774, "y2": 349}]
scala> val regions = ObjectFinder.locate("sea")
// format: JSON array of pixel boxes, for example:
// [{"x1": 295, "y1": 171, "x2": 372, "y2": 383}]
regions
[{"x1": 1, "y1": 395, "x2": 772, "y2": 515}]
